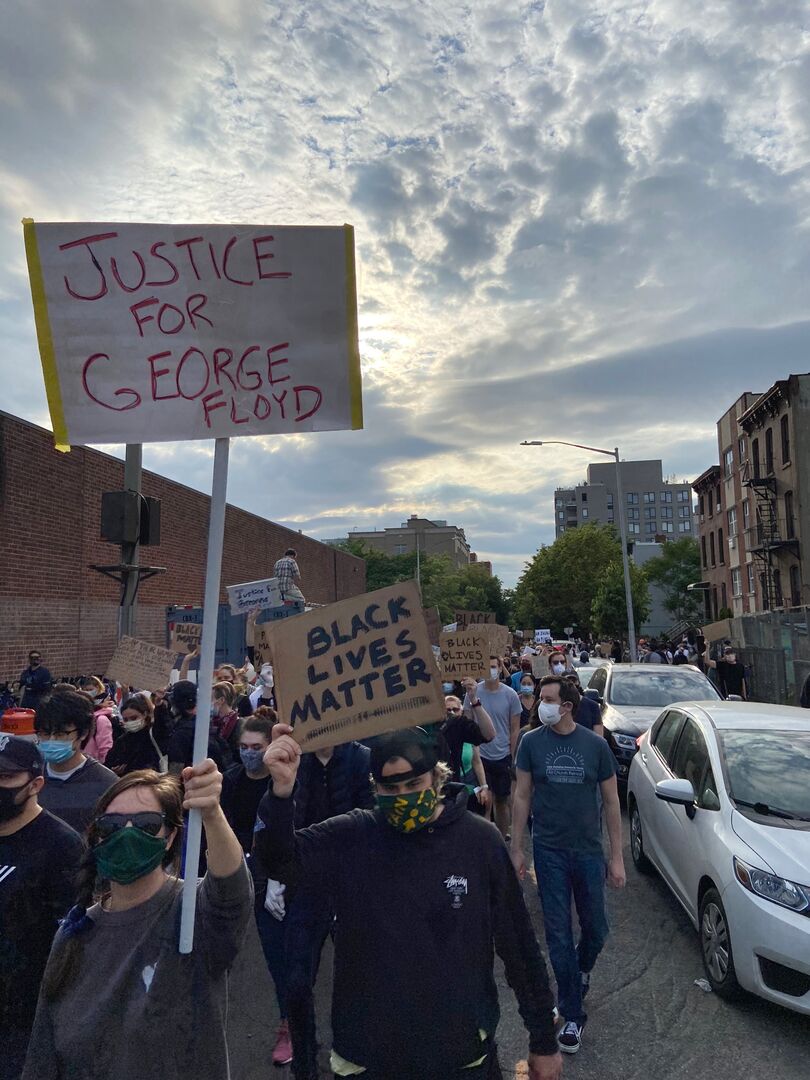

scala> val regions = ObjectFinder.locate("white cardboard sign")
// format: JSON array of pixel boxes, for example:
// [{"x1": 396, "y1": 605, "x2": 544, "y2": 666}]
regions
[
  {"x1": 226, "y1": 577, "x2": 283, "y2": 615},
  {"x1": 23, "y1": 221, "x2": 363, "y2": 448},
  {"x1": 534, "y1": 628, "x2": 552, "y2": 644}
]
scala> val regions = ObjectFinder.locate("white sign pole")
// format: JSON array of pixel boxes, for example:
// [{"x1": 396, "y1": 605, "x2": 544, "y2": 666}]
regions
[{"x1": 179, "y1": 436, "x2": 230, "y2": 954}]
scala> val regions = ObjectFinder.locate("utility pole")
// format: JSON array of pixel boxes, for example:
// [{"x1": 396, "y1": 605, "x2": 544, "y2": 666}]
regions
[{"x1": 118, "y1": 444, "x2": 142, "y2": 640}]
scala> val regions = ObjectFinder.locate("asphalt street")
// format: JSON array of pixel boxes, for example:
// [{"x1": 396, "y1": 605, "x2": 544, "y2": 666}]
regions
[{"x1": 227, "y1": 811, "x2": 810, "y2": 1079}]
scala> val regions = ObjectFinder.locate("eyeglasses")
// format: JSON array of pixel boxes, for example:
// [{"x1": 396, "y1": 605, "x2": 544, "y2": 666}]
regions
[
  {"x1": 94, "y1": 811, "x2": 167, "y2": 840},
  {"x1": 35, "y1": 728, "x2": 79, "y2": 742}
]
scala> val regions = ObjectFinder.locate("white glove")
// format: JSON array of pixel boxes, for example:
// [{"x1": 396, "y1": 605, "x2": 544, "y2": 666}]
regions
[
  {"x1": 242, "y1": 661, "x2": 256, "y2": 685},
  {"x1": 264, "y1": 878, "x2": 286, "y2": 921}
]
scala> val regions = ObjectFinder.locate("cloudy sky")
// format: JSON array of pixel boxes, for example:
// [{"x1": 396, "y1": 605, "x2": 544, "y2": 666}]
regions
[{"x1": 3, "y1": 1, "x2": 809, "y2": 586}]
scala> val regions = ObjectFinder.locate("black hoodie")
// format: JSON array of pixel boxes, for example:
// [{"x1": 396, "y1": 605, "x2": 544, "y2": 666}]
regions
[{"x1": 253, "y1": 789, "x2": 557, "y2": 1077}]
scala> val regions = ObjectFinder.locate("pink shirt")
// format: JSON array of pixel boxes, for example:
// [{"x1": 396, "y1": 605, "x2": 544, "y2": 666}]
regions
[{"x1": 84, "y1": 709, "x2": 114, "y2": 763}]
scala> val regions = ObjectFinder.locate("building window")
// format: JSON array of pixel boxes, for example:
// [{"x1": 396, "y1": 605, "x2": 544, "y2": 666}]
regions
[
  {"x1": 628, "y1": 523, "x2": 640, "y2": 535},
  {"x1": 646, "y1": 521, "x2": 657, "y2": 534},
  {"x1": 644, "y1": 492, "x2": 655, "y2": 503},
  {"x1": 721, "y1": 582, "x2": 728, "y2": 610},
  {"x1": 731, "y1": 568, "x2": 742, "y2": 597},
  {"x1": 394, "y1": 544, "x2": 407, "y2": 555},
  {"x1": 738, "y1": 435, "x2": 746, "y2": 462},
  {"x1": 607, "y1": 511, "x2": 614, "y2": 523},
  {"x1": 727, "y1": 507, "x2": 737, "y2": 536},
  {"x1": 774, "y1": 569, "x2": 783, "y2": 607},
  {"x1": 765, "y1": 428, "x2": 774, "y2": 474},
  {"x1": 660, "y1": 491, "x2": 672, "y2": 503},
  {"x1": 718, "y1": 527, "x2": 725, "y2": 563},
  {"x1": 607, "y1": 493, "x2": 613, "y2": 508},
  {"x1": 581, "y1": 508, "x2": 589, "y2": 519},
  {"x1": 716, "y1": 487, "x2": 722, "y2": 513},
  {"x1": 679, "y1": 506, "x2": 691, "y2": 519},
  {"x1": 698, "y1": 495, "x2": 705, "y2": 517},
  {"x1": 710, "y1": 533, "x2": 716, "y2": 566},
  {"x1": 701, "y1": 536, "x2": 708, "y2": 568},
  {"x1": 661, "y1": 507, "x2": 672, "y2": 519},
  {"x1": 707, "y1": 494, "x2": 713, "y2": 518},
  {"x1": 752, "y1": 437, "x2": 760, "y2": 479},
  {"x1": 748, "y1": 564, "x2": 755, "y2": 594},
  {"x1": 627, "y1": 492, "x2": 639, "y2": 505},
  {"x1": 785, "y1": 491, "x2": 795, "y2": 539},
  {"x1": 723, "y1": 447, "x2": 734, "y2": 478},
  {"x1": 555, "y1": 499, "x2": 563, "y2": 510},
  {"x1": 677, "y1": 489, "x2": 690, "y2": 502},
  {"x1": 678, "y1": 521, "x2": 691, "y2": 532},
  {"x1": 742, "y1": 498, "x2": 750, "y2": 526},
  {"x1": 661, "y1": 522, "x2": 673, "y2": 533},
  {"x1": 781, "y1": 414, "x2": 790, "y2": 464},
  {"x1": 581, "y1": 491, "x2": 588, "y2": 503},
  {"x1": 627, "y1": 508, "x2": 639, "y2": 521},
  {"x1": 790, "y1": 565, "x2": 801, "y2": 607},
  {"x1": 644, "y1": 507, "x2": 656, "y2": 520},
  {"x1": 557, "y1": 511, "x2": 565, "y2": 522}
]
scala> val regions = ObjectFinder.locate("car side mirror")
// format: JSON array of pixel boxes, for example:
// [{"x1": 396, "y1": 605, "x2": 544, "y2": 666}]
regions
[
  {"x1": 726, "y1": 694, "x2": 743, "y2": 702},
  {"x1": 656, "y1": 778, "x2": 696, "y2": 819},
  {"x1": 583, "y1": 688, "x2": 600, "y2": 702}
]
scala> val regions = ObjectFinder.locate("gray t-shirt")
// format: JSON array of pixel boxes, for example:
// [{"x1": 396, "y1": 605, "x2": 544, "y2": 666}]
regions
[
  {"x1": 516, "y1": 725, "x2": 616, "y2": 854},
  {"x1": 465, "y1": 682, "x2": 521, "y2": 762},
  {"x1": 23, "y1": 863, "x2": 253, "y2": 1080},
  {"x1": 39, "y1": 757, "x2": 118, "y2": 836}
]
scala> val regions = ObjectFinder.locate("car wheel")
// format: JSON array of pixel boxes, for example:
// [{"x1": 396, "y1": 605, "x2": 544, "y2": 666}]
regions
[
  {"x1": 629, "y1": 800, "x2": 654, "y2": 875},
  {"x1": 699, "y1": 888, "x2": 746, "y2": 1001}
]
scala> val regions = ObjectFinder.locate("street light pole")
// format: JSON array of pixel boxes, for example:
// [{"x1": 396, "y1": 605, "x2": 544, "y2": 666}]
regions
[{"x1": 520, "y1": 438, "x2": 638, "y2": 662}]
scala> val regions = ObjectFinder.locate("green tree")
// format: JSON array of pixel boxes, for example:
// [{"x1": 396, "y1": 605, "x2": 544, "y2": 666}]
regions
[
  {"x1": 643, "y1": 537, "x2": 702, "y2": 624},
  {"x1": 590, "y1": 561, "x2": 651, "y2": 640},
  {"x1": 513, "y1": 524, "x2": 622, "y2": 635}
]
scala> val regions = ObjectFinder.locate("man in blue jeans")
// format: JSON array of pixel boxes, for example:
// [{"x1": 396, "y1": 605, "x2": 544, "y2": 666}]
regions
[{"x1": 511, "y1": 675, "x2": 625, "y2": 1055}]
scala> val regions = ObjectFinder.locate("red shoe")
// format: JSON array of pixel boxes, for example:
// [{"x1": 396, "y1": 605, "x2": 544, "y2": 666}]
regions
[{"x1": 272, "y1": 1021, "x2": 293, "y2": 1066}]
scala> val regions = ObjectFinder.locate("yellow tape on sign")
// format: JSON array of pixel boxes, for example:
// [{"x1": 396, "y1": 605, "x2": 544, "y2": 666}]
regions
[
  {"x1": 344, "y1": 223, "x2": 364, "y2": 431},
  {"x1": 22, "y1": 218, "x2": 70, "y2": 452}
]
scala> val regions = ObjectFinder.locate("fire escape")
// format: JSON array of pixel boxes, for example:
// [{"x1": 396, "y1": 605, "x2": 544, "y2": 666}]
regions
[{"x1": 741, "y1": 460, "x2": 799, "y2": 609}]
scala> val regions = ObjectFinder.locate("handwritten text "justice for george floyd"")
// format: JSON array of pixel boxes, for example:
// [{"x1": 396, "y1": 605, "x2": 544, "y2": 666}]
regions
[{"x1": 60, "y1": 230, "x2": 322, "y2": 428}]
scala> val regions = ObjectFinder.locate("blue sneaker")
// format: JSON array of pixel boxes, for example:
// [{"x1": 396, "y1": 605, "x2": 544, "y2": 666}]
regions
[{"x1": 558, "y1": 1021, "x2": 583, "y2": 1054}]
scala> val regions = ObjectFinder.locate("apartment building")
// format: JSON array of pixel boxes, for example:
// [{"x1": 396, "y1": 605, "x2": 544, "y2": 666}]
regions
[
  {"x1": 693, "y1": 376, "x2": 809, "y2": 619},
  {"x1": 554, "y1": 459, "x2": 694, "y2": 541},
  {"x1": 329, "y1": 515, "x2": 474, "y2": 570}
]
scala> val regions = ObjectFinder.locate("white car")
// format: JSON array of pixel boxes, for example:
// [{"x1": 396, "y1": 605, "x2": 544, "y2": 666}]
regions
[{"x1": 627, "y1": 702, "x2": 810, "y2": 1014}]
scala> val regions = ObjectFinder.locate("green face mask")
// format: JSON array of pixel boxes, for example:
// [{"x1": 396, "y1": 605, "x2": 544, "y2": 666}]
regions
[
  {"x1": 94, "y1": 826, "x2": 168, "y2": 885},
  {"x1": 376, "y1": 787, "x2": 438, "y2": 834}
]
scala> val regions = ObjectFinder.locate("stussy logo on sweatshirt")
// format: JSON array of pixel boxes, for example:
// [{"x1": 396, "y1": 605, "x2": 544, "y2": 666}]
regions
[{"x1": 444, "y1": 874, "x2": 468, "y2": 909}]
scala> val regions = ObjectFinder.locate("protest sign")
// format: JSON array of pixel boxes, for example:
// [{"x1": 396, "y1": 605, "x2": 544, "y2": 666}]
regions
[
  {"x1": 266, "y1": 580, "x2": 442, "y2": 752},
  {"x1": 170, "y1": 619, "x2": 202, "y2": 655},
  {"x1": 534, "y1": 628, "x2": 552, "y2": 644},
  {"x1": 531, "y1": 654, "x2": 549, "y2": 679},
  {"x1": 422, "y1": 606, "x2": 441, "y2": 646},
  {"x1": 439, "y1": 628, "x2": 492, "y2": 681},
  {"x1": 470, "y1": 623, "x2": 510, "y2": 659},
  {"x1": 106, "y1": 636, "x2": 176, "y2": 690},
  {"x1": 455, "y1": 610, "x2": 496, "y2": 628},
  {"x1": 227, "y1": 577, "x2": 283, "y2": 615},
  {"x1": 23, "y1": 221, "x2": 363, "y2": 449}
]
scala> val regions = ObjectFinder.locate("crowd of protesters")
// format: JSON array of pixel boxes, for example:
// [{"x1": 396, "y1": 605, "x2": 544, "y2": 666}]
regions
[{"x1": 4, "y1": 613, "x2": 760, "y2": 1079}]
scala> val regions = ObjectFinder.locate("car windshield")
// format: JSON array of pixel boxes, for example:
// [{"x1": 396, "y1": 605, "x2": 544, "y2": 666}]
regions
[
  {"x1": 607, "y1": 669, "x2": 720, "y2": 708},
  {"x1": 719, "y1": 730, "x2": 810, "y2": 821}
]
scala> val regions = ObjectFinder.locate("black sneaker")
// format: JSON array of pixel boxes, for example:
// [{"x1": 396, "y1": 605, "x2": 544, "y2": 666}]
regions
[
  {"x1": 581, "y1": 971, "x2": 591, "y2": 999},
  {"x1": 558, "y1": 1021, "x2": 583, "y2": 1054}
]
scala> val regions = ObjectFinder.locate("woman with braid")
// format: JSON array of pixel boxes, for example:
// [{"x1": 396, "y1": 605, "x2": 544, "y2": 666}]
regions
[{"x1": 22, "y1": 761, "x2": 252, "y2": 1080}]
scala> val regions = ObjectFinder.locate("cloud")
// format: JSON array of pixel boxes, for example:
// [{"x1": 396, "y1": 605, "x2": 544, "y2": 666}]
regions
[{"x1": 3, "y1": 0, "x2": 809, "y2": 586}]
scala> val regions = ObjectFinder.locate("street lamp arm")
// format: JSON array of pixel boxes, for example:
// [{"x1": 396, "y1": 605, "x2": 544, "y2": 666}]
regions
[{"x1": 520, "y1": 439, "x2": 616, "y2": 458}]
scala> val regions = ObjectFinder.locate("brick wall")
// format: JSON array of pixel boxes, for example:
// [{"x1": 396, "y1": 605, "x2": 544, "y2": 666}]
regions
[{"x1": 0, "y1": 412, "x2": 365, "y2": 680}]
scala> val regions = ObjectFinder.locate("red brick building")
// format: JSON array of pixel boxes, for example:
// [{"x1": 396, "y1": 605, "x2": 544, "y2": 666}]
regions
[{"x1": 0, "y1": 411, "x2": 365, "y2": 680}]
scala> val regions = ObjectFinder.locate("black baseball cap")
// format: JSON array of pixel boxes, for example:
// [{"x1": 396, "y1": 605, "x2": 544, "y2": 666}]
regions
[
  {"x1": 0, "y1": 734, "x2": 44, "y2": 777},
  {"x1": 170, "y1": 680, "x2": 197, "y2": 711},
  {"x1": 370, "y1": 728, "x2": 439, "y2": 783}
]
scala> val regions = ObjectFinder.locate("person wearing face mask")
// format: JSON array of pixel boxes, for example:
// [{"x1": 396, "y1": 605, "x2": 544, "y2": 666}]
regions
[
  {"x1": 34, "y1": 691, "x2": 117, "y2": 836},
  {"x1": 255, "y1": 725, "x2": 562, "y2": 1080},
  {"x1": 104, "y1": 695, "x2": 168, "y2": 776},
  {"x1": 210, "y1": 681, "x2": 240, "y2": 765},
  {"x1": 75, "y1": 677, "x2": 117, "y2": 763},
  {"x1": 22, "y1": 761, "x2": 251, "y2": 1080},
  {"x1": 463, "y1": 656, "x2": 522, "y2": 839},
  {"x1": 510, "y1": 656, "x2": 535, "y2": 693},
  {"x1": 547, "y1": 651, "x2": 573, "y2": 678},
  {"x1": 516, "y1": 674, "x2": 537, "y2": 727},
  {"x1": 19, "y1": 651, "x2": 53, "y2": 711},
  {"x1": 705, "y1": 645, "x2": 748, "y2": 699},
  {"x1": 0, "y1": 736, "x2": 84, "y2": 1080},
  {"x1": 512, "y1": 676, "x2": 625, "y2": 1056},
  {"x1": 166, "y1": 680, "x2": 228, "y2": 775}
]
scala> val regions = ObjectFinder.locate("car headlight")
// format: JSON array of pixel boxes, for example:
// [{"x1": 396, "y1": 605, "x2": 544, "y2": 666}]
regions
[
  {"x1": 733, "y1": 857, "x2": 810, "y2": 914},
  {"x1": 611, "y1": 733, "x2": 638, "y2": 751}
]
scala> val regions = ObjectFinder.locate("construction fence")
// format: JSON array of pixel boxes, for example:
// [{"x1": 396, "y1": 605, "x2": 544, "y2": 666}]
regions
[{"x1": 703, "y1": 608, "x2": 810, "y2": 706}]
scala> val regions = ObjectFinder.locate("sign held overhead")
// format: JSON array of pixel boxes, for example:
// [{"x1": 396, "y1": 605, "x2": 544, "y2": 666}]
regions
[
  {"x1": 227, "y1": 577, "x2": 283, "y2": 615},
  {"x1": 106, "y1": 636, "x2": 176, "y2": 691}
]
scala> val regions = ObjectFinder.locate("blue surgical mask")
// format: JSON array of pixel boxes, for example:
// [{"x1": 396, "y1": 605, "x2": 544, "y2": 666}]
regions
[
  {"x1": 520, "y1": 684, "x2": 534, "y2": 696},
  {"x1": 240, "y1": 747, "x2": 266, "y2": 773},
  {"x1": 442, "y1": 682, "x2": 454, "y2": 693},
  {"x1": 38, "y1": 740, "x2": 76, "y2": 764}
]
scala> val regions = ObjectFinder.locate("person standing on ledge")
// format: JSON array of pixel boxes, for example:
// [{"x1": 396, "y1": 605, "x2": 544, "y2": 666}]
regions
[{"x1": 274, "y1": 548, "x2": 305, "y2": 605}]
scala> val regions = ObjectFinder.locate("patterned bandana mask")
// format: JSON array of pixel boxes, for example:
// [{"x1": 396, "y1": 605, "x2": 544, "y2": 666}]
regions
[{"x1": 376, "y1": 787, "x2": 438, "y2": 834}]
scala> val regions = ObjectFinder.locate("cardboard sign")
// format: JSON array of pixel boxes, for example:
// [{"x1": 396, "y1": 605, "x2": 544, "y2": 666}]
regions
[
  {"x1": 227, "y1": 577, "x2": 283, "y2": 615},
  {"x1": 170, "y1": 620, "x2": 202, "y2": 655},
  {"x1": 422, "y1": 606, "x2": 442, "y2": 646},
  {"x1": 531, "y1": 654, "x2": 549, "y2": 679},
  {"x1": 23, "y1": 221, "x2": 363, "y2": 449},
  {"x1": 266, "y1": 580, "x2": 443, "y2": 752},
  {"x1": 455, "y1": 610, "x2": 496, "y2": 628},
  {"x1": 472, "y1": 623, "x2": 510, "y2": 659},
  {"x1": 439, "y1": 628, "x2": 492, "y2": 681},
  {"x1": 534, "y1": 628, "x2": 552, "y2": 644},
  {"x1": 106, "y1": 636, "x2": 177, "y2": 691}
]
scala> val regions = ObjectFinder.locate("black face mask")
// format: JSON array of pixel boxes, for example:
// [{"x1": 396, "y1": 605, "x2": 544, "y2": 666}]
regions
[{"x1": 0, "y1": 780, "x2": 32, "y2": 823}]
